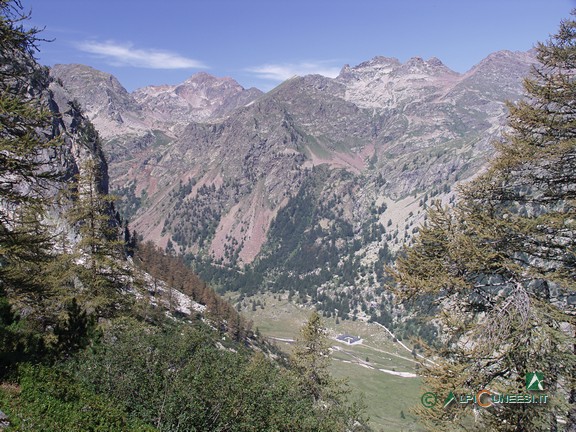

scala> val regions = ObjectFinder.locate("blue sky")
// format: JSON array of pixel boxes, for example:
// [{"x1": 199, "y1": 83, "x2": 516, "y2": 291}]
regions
[{"x1": 26, "y1": 0, "x2": 575, "y2": 92}]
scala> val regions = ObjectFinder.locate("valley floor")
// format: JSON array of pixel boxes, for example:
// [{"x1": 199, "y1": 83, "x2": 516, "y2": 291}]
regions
[{"x1": 234, "y1": 292, "x2": 427, "y2": 432}]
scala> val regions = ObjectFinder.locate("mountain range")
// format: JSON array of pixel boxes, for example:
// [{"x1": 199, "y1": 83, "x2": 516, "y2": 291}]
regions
[{"x1": 50, "y1": 49, "x2": 536, "y2": 313}]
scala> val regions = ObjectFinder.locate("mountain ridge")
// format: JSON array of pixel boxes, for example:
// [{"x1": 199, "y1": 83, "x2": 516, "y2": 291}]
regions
[{"x1": 50, "y1": 49, "x2": 537, "y2": 312}]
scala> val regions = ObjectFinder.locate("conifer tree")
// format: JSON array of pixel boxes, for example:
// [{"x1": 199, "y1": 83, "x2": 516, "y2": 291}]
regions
[
  {"x1": 65, "y1": 158, "x2": 129, "y2": 316},
  {"x1": 391, "y1": 13, "x2": 576, "y2": 432},
  {"x1": 54, "y1": 297, "x2": 95, "y2": 356},
  {"x1": 291, "y1": 311, "x2": 369, "y2": 431},
  {"x1": 291, "y1": 311, "x2": 332, "y2": 403},
  {"x1": 0, "y1": 0, "x2": 73, "y2": 354},
  {"x1": 0, "y1": 0, "x2": 61, "y2": 299}
]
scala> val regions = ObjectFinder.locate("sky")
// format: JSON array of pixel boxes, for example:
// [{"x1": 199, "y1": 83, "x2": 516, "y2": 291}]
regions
[{"x1": 25, "y1": 0, "x2": 575, "y2": 92}]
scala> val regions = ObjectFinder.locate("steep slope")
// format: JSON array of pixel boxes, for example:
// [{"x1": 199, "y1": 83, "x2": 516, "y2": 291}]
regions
[
  {"x1": 50, "y1": 64, "x2": 147, "y2": 139},
  {"x1": 27, "y1": 65, "x2": 258, "y2": 335},
  {"x1": 335, "y1": 53, "x2": 534, "y2": 198},
  {"x1": 122, "y1": 93, "x2": 309, "y2": 262},
  {"x1": 2, "y1": 5, "x2": 369, "y2": 428}
]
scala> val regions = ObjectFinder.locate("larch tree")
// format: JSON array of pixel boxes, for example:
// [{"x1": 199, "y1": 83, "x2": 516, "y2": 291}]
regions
[
  {"x1": 0, "y1": 0, "x2": 66, "y2": 373},
  {"x1": 0, "y1": 0, "x2": 61, "y2": 300},
  {"x1": 65, "y1": 157, "x2": 130, "y2": 317},
  {"x1": 291, "y1": 311, "x2": 369, "y2": 431},
  {"x1": 390, "y1": 13, "x2": 576, "y2": 432},
  {"x1": 291, "y1": 311, "x2": 333, "y2": 404}
]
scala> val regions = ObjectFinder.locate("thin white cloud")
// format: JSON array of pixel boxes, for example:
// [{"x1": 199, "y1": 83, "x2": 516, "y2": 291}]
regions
[
  {"x1": 246, "y1": 61, "x2": 341, "y2": 82},
  {"x1": 76, "y1": 40, "x2": 207, "y2": 69}
]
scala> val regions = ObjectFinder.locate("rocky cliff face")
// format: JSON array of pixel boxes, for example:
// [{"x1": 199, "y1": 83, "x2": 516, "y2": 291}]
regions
[
  {"x1": 0, "y1": 62, "x2": 107, "y2": 196},
  {"x1": 48, "y1": 78, "x2": 109, "y2": 192},
  {"x1": 51, "y1": 64, "x2": 145, "y2": 139},
  {"x1": 51, "y1": 50, "x2": 537, "y2": 304},
  {"x1": 0, "y1": 63, "x2": 113, "y2": 258}
]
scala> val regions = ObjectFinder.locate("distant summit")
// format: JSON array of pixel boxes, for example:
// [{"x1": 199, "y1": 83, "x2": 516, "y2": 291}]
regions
[{"x1": 133, "y1": 72, "x2": 263, "y2": 124}]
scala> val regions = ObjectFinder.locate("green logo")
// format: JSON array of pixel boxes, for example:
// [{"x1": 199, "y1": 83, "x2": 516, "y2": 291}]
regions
[
  {"x1": 443, "y1": 391, "x2": 456, "y2": 408},
  {"x1": 421, "y1": 392, "x2": 437, "y2": 408},
  {"x1": 526, "y1": 372, "x2": 544, "y2": 391}
]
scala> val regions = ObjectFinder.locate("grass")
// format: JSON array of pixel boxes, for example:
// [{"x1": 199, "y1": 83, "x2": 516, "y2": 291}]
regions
[
  {"x1": 152, "y1": 129, "x2": 173, "y2": 147},
  {"x1": 232, "y1": 292, "x2": 427, "y2": 431},
  {"x1": 330, "y1": 360, "x2": 423, "y2": 431}
]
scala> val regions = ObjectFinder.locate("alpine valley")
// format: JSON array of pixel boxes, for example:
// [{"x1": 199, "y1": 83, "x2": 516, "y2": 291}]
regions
[{"x1": 51, "y1": 49, "x2": 536, "y2": 326}]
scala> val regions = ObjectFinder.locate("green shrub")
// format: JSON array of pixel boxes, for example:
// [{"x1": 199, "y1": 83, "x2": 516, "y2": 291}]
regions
[{"x1": 0, "y1": 364, "x2": 154, "y2": 431}]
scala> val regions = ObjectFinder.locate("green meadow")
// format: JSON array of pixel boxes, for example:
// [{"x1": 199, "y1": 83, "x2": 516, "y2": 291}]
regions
[{"x1": 234, "y1": 293, "x2": 427, "y2": 431}]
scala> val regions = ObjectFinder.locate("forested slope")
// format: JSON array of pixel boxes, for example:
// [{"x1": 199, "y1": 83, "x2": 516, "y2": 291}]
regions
[{"x1": 0, "y1": 2, "x2": 368, "y2": 430}]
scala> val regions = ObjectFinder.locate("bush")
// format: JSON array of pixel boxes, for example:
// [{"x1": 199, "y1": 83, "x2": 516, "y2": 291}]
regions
[
  {"x1": 65, "y1": 318, "x2": 364, "y2": 431},
  {"x1": 0, "y1": 364, "x2": 153, "y2": 431}
]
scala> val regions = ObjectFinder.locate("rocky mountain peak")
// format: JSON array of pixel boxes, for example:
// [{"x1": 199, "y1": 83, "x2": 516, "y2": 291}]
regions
[
  {"x1": 337, "y1": 56, "x2": 401, "y2": 82},
  {"x1": 465, "y1": 49, "x2": 536, "y2": 79},
  {"x1": 398, "y1": 56, "x2": 459, "y2": 77},
  {"x1": 132, "y1": 72, "x2": 263, "y2": 124},
  {"x1": 426, "y1": 56, "x2": 445, "y2": 67},
  {"x1": 336, "y1": 54, "x2": 460, "y2": 110},
  {"x1": 451, "y1": 50, "x2": 537, "y2": 104},
  {"x1": 180, "y1": 71, "x2": 241, "y2": 89},
  {"x1": 50, "y1": 64, "x2": 143, "y2": 136}
]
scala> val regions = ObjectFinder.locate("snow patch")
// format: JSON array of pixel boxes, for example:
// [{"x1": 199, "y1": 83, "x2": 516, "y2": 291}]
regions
[{"x1": 378, "y1": 368, "x2": 418, "y2": 378}]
